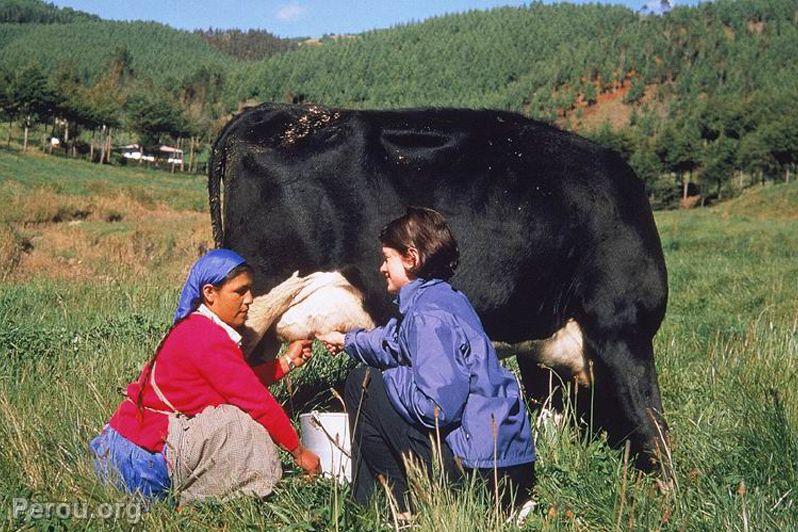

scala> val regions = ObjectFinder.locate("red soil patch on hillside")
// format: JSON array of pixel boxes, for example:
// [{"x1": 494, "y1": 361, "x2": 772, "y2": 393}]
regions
[
  {"x1": 575, "y1": 82, "x2": 632, "y2": 131},
  {"x1": 559, "y1": 82, "x2": 665, "y2": 134}
]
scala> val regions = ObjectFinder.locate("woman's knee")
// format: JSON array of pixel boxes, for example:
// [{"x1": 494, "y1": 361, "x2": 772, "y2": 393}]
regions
[{"x1": 168, "y1": 404, "x2": 282, "y2": 503}]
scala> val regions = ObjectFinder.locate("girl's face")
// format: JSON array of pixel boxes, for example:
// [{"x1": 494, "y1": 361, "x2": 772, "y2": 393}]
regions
[
  {"x1": 379, "y1": 246, "x2": 417, "y2": 294},
  {"x1": 202, "y1": 271, "x2": 254, "y2": 329}
]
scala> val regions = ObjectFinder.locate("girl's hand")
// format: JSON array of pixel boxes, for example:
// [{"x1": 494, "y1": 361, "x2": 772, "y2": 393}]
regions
[{"x1": 315, "y1": 331, "x2": 346, "y2": 355}]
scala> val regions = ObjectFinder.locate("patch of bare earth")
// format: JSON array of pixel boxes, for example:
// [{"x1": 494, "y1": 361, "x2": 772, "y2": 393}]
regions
[
  {"x1": 561, "y1": 82, "x2": 667, "y2": 133},
  {"x1": 574, "y1": 84, "x2": 633, "y2": 131}
]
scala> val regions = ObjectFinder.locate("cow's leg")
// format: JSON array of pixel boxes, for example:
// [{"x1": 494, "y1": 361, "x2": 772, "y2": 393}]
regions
[
  {"x1": 503, "y1": 319, "x2": 592, "y2": 432},
  {"x1": 585, "y1": 332, "x2": 670, "y2": 472},
  {"x1": 511, "y1": 321, "x2": 668, "y2": 472}
]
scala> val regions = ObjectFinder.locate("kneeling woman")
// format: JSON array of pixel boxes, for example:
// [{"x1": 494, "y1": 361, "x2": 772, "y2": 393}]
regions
[
  {"x1": 90, "y1": 249, "x2": 320, "y2": 504},
  {"x1": 319, "y1": 207, "x2": 535, "y2": 513}
]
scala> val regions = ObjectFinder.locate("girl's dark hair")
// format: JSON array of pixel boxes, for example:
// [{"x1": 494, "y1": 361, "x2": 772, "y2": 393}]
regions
[
  {"x1": 135, "y1": 262, "x2": 252, "y2": 413},
  {"x1": 379, "y1": 206, "x2": 459, "y2": 281}
]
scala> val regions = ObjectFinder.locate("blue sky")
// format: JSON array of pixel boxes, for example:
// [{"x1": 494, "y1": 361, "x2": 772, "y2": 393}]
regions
[{"x1": 50, "y1": 1, "x2": 698, "y2": 38}]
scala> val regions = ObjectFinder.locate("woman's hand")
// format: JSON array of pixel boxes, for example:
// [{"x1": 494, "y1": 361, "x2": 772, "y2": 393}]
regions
[
  {"x1": 315, "y1": 331, "x2": 346, "y2": 355},
  {"x1": 281, "y1": 339, "x2": 313, "y2": 373},
  {"x1": 291, "y1": 444, "x2": 321, "y2": 476}
]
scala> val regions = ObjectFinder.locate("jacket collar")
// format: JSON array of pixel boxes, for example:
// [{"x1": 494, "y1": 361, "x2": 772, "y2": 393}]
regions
[
  {"x1": 396, "y1": 278, "x2": 443, "y2": 315},
  {"x1": 195, "y1": 304, "x2": 243, "y2": 346}
]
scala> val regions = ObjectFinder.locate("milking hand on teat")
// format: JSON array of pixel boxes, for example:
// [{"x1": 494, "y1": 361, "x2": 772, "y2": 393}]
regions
[{"x1": 241, "y1": 269, "x2": 374, "y2": 483}]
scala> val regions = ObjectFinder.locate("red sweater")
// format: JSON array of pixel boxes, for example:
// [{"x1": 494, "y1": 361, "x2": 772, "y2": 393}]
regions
[{"x1": 108, "y1": 313, "x2": 299, "y2": 453}]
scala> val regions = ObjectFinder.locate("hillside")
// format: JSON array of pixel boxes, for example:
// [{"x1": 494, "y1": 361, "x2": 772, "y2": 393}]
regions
[
  {"x1": 0, "y1": 20, "x2": 232, "y2": 85},
  {"x1": 713, "y1": 179, "x2": 798, "y2": 220},
  {"x1": 0, "y1": 1, "x2": 300, "y2": 85},
  {"x1": 194, "y1": 28, "x2": 299, "y2": 61},
  {"x1": 233, "y1": 1, "x2": 797, "y2": 111},
  {"x1": 0, "y1": 0, "x2": 97, "y2": 23},
  {"x1": 0, "y1": 0, "x2": 796, "y2": 207},
  {"x1": 0, "y1": 150, "x2": 209, "y2": 283}
]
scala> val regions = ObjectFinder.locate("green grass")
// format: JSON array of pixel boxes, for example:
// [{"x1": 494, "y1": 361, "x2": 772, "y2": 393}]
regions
[
  {"x1": 1, "y1": 153, "x2": 797, "y2": 529},
  {"x1": 714, "y1": 180, "x2": 798, "y2": 222},
  {"x1": 0, "y1": 148, "x2": 207, "y2": 212}
]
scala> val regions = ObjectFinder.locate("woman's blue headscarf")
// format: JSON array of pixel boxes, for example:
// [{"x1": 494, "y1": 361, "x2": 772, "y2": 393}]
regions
[{"x1": 173, "y1": 249, "x2": 247, "y2": 324}]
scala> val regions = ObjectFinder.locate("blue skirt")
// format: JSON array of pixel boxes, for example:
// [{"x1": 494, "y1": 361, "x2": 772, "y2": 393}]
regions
[{"x1": 89, "y1": 425, "x2": 170, "y2": 498}]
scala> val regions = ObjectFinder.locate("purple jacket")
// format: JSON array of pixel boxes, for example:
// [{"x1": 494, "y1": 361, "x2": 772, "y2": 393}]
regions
[{"x1": 345, "y1": 278, "x2": 535, "y2": 468}]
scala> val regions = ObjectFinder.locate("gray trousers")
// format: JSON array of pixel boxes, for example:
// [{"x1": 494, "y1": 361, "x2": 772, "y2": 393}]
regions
[{"x1": 164, "y1": 404, "x2": 283, "y2": 505}]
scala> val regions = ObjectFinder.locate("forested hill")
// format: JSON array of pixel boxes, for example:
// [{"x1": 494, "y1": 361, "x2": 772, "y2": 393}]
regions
[
  {"x1": 194, "y1": 29, "x2": 299, "y2": 61},
  {"x1": 0, "y1": 20, "x2": 231, "y2": 81},
  {"x1": 1, "y1": 0, "x2": 796, "y2": 207},
  {"x1": 237, "y1": 0, "x2": 795, "y2": 114},
  {"x1": 0, "y1": 0, "x2": 97, "y2": 23},
  {"x1": 0, "y1": 1, "x2": 295, "y2": 75}
]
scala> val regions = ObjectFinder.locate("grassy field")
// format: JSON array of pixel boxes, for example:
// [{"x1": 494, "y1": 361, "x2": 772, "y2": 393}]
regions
[{"x1": 1, "y1": 148, "x2": 796, "y2": 530}]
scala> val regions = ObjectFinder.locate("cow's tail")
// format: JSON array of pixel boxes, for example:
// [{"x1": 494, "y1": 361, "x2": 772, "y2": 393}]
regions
[
  {"x1": 209, "y1": 106, "x2": 257, "y2": 248},
  {"x1": 208, "y1": 138, "x2": 225, "y2": 248}
]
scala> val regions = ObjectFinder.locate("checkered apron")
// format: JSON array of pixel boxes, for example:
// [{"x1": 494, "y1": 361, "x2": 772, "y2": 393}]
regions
[{"x1": 149, "y1": 361, "x2": 283, "y2": 505}]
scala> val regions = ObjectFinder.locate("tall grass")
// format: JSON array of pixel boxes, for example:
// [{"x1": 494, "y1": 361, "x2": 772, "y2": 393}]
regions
[
  {"x1": 0, "y1": 154, "x2": 212, "y2": 283},
  {"x1": 0, "y1": 155, "x2": 796, "y2": 529}
]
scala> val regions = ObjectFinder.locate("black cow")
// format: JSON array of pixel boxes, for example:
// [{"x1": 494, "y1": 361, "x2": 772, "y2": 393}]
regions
[{"x1": 209, "y1": 103, "x2": 669, "y2": 471}]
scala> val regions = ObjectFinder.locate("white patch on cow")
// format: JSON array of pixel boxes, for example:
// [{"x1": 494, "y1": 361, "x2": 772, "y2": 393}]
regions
[
  {"x1": 275, "y1": 271, "x2": 375, "y2": 341},
  {"x1": 241, "y1": 271, "x2": 374, "y2": 357},
  {"x1": 494, "y1": 319, "x2": 590, "y2": 386}
]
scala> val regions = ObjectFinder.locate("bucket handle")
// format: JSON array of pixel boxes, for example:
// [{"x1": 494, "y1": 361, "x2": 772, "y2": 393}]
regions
[{"x1": 309, "y1": 411, "x2": 352, "y2": 459}]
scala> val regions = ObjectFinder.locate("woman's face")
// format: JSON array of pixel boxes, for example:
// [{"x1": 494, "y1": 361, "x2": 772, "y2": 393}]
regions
[
  {"x1": 202, "y1": 271, "x2": 254, "y2": 329},
  {"x1": 379, "y1": 246, "x2": 417, "y2": 294}
]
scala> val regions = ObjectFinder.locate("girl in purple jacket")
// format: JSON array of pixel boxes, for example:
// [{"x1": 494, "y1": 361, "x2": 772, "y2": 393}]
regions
[{"x1": 319, "y1": 207, "x2": 535, "y2": 515}]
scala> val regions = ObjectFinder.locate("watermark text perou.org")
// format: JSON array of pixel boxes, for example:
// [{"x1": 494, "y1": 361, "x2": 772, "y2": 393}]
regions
[{"x1": 11, "y1": 497, "x2": 142, "y2": 523}]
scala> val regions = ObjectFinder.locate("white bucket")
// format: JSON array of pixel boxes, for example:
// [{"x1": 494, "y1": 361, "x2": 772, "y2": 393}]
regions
[{"x1": 299, "y1": 411, "x2": 351, "y2": 483}]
